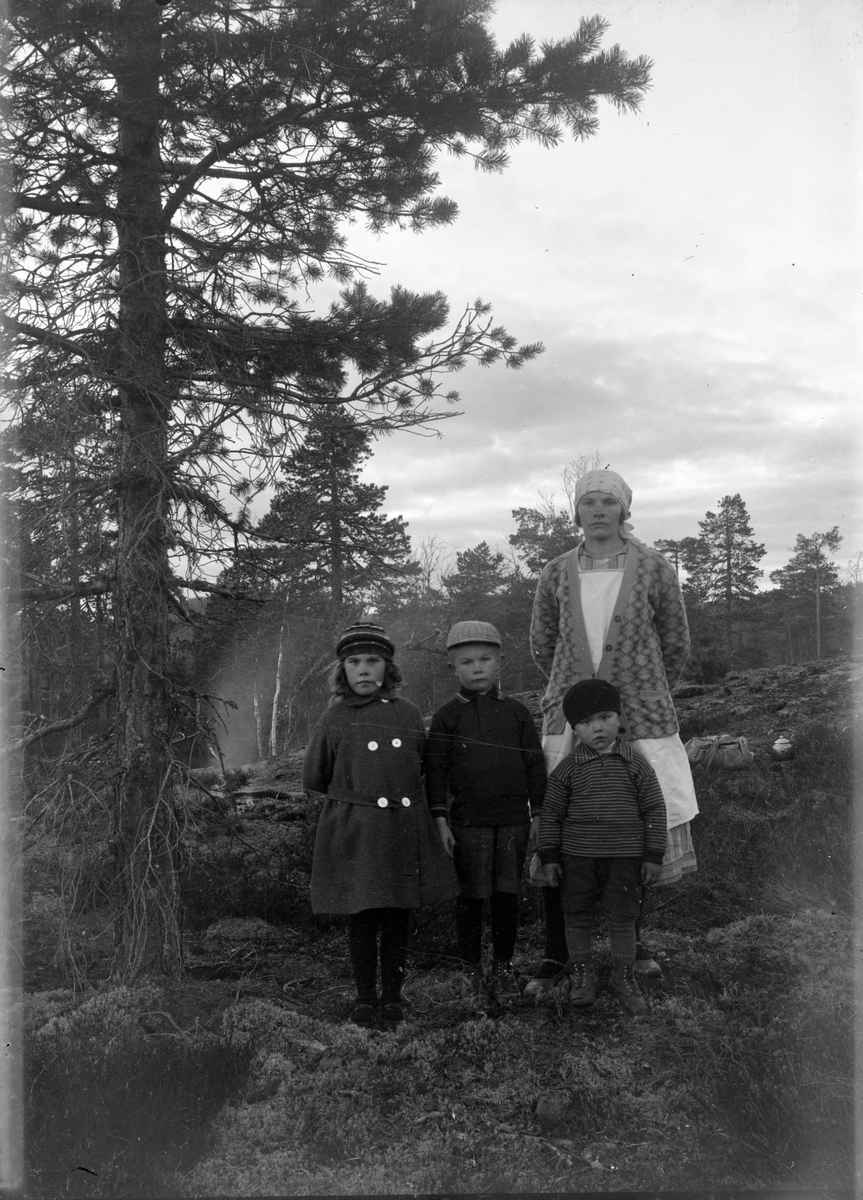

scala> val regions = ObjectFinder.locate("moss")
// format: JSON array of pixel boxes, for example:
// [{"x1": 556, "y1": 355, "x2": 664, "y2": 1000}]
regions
[{"x1": 25, "y1": 984, "x2": 252, "y2": 1199}]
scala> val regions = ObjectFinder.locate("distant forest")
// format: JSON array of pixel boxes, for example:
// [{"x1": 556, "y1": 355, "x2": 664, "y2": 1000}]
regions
[{"x1": 12, "y1": 425, "x2": 861, "y2": 771}]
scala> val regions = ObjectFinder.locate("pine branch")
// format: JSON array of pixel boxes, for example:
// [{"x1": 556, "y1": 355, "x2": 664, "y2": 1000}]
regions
[
  {"x1": 13, "y1": 686, "x2": 116, "y2": 753},
  {"x1": 174, "y1": 576, "x2": 270, "y2": 604},
  {"x1": 13, "y1": 575, "x2": 114, "y2": 603},
  {"x1": 15, "y1": 194, "x2": 113, "y2": 219}
]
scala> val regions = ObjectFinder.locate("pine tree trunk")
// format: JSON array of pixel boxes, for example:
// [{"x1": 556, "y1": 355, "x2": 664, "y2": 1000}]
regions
[
  {"x1": 253, "y1": 669, "x2": 263, "y2": 762},
  {"x1": 724, "y1": 520, "x2": 733, "y2": 654},
  {"x1": 64, "y1": 454, "x2": 84, "y2": 712},
  {"x1": 329, "y1": 456, "x2": 343, "y2": 605},
  {"x1": 815, "y1": 561, "x2": 822, "y2": 660},
  {"x1": 111, "y1": 0, "x2": 181, "y2": 979}
]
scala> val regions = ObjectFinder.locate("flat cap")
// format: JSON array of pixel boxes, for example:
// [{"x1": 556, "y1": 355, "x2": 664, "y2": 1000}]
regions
[{"x1": 446, "y1": 620, "x2": 502, "y2": 650}]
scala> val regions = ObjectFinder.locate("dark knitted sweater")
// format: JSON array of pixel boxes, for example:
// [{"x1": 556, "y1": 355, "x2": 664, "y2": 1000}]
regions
[
  {"x1": 538, "y1": 740, "x2": 667, "y2": 863},
  {"x1": 425, "y1": 687, "x2": 546, "y2": 827}
]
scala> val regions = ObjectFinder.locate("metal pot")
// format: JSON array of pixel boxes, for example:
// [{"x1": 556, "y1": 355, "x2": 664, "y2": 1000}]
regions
[{"x1": 769, "y1": 733, "x2": 795, "y2": 761}]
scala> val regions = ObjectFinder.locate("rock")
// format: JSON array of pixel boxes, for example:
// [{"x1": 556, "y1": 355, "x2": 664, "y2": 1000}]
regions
[
  {"x1": 204, "y1": 917, "x2": 282, "y2": 944},
  {"x1": 534, "y1": 1088, "x2": 571, "y2": 1131}
]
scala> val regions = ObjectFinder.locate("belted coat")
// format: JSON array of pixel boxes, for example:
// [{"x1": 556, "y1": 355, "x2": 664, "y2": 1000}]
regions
[{"x1": 303, "y1": 690, "x2": 459, "y2": 914}]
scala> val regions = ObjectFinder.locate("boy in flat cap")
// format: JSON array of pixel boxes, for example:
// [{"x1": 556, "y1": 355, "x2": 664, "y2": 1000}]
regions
[
  {"x1": 537, "y1": 679, "x2": 667, "y2": 1018},
  {"x1": 426, "y1": 621, "x2": 546, "y2": 1001}
]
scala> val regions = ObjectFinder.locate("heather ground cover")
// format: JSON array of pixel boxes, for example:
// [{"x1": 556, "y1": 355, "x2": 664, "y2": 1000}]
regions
[{"x1": 23, "y1": 663, "x2": 860, "y2": 1197}]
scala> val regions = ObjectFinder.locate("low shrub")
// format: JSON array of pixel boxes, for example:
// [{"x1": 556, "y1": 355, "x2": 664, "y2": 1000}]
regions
[
  {"x1": 180, "y1": 804, "x2": 319, "y2": 931},
  {"x1": 658, "y1": 721, "x2": 856, "y2": 932},
  {"x1": 667, "y1": 911, "x2": 854, "y2": 1181}
]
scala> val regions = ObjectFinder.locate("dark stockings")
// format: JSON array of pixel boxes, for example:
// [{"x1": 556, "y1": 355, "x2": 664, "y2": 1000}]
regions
[
  {"x1": 541, "y1": 885, "x2": 569, "y2": 962},
  {"x1": 456, "y1": 891, "x2": 519, "y2": 965},
  {"x1": 456, "y1": 897, "x2": 483, "y2": 967},
  {"x1": 348, "y1": 907, "x2": 410, "y2": 1003},
  {"x1": 490, "y1": 891, "x2": 518, "y2": 961}
]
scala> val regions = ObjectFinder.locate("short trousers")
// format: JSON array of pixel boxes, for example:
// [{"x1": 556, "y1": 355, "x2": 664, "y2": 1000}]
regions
[
  {"x1": 451, "y1": 823, "x2": 530, "y2": 899},
  {"x1": 560, "y1": 855, "x2": 642, "y2": 919}
]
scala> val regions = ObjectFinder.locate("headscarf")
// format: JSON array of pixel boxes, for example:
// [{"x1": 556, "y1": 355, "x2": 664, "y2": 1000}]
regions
[{"x1": 573, "y1": 469, "x2": 638, "y2": 538}]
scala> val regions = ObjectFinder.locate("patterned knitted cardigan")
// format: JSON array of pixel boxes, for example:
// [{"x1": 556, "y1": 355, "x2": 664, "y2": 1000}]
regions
[{"x1": 530, "y1": 539, "x2": 690, "y2": 740}]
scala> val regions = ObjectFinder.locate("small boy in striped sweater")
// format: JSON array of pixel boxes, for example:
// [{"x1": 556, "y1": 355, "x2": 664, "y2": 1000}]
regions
[{"x1": 538, "y1": 679, "x2": 667, "y2": 1018}]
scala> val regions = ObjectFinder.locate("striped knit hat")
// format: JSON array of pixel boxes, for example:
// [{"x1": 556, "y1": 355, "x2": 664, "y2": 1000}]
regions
[
  {"x1": 335, "y1": 623, "x2": 395, "y2": 661},
  {"x1": 446, "y1": 620, "x2": 502, "y2": 650}
]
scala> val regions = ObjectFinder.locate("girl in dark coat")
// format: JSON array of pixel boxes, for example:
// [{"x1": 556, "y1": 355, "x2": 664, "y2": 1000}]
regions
[{"x1": 303, "y1": 623, "x2": 459, "y2": 1028}]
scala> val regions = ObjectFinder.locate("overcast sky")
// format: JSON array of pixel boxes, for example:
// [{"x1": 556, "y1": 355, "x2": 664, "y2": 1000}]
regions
[{"x1": 324, "y1": 0, "x2": 861, "y2": 583}]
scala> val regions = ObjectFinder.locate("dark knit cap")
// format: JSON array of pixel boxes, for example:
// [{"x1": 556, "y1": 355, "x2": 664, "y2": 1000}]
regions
[
  {"x1": 335, "y1": 622, "x2": 394, "y2": 661},
  {"x1": 562, "y1": 679, "x2": 622, "y2": 727}
]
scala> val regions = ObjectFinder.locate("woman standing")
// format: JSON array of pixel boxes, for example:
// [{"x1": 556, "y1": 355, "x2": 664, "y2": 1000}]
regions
[{"x1": 525, "y1": 469, "x2": 698, "y2": 996}]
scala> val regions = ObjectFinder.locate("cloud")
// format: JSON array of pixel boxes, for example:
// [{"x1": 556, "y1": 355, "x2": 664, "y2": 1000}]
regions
[
  {"x1": 367, "y1": 322, "x2": 861, "y2": 576},
  {"x1": 330, "y1": 0, "x2": 862, "y2": 582}
]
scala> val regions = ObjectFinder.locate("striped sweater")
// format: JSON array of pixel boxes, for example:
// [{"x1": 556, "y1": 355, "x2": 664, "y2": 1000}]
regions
[{"x1": 538, "y1": 740, "x2": 667, "y2": 864}]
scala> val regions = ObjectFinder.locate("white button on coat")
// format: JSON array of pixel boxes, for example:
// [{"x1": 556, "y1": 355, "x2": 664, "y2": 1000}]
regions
[
  {"x1": 391, "y1": 738, "x2": 402, "y2": 748},
  {"x1": 401, "y1": 797, "x2": 411, "y2": 807},
  {"x1": 377, "y1": 797, "x2": 388, "y2": 808},
  {"x1": 367, "y1": 741, "x2": 378, "y2": 750}
]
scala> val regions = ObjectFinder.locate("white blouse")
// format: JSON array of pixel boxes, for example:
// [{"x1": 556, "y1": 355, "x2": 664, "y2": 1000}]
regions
[{"x1": 572, "y1": 547, "x2": 698, "y2": 829}]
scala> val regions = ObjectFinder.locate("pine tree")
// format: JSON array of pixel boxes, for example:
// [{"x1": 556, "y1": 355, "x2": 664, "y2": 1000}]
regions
[
  {"x1": 654, "y1": 537, "x2": 702, "y2": 576},
  {"x1": 509, "y1": 503, "x2": 575, "y2": 577},
  {"x1": 5, "y1": 0, "x2": 651, "y2": 977},
  {"x1": 257, "y1": 411, "x2": 416, "y2": 606},
  {"x1": 4, "y1": 393, "x2": 115, "y2": 750},
  {"x1": 683, "y1": 495, "x2": 765, "y2": 651},
  {"x1": 442, "y1": 542, "x2": 510, "y2": 609},
  {"x1": 770, "y1": 528, "x2": 842, "y2": 661}
]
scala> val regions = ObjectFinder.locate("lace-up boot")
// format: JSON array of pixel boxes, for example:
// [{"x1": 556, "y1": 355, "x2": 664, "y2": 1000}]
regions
[
  {"x1": 567, "y1": 961, "x2": 598, "y2": 1007},
  {"x1": 612, "y1": 962, "x2": 647, "y2": 1018},
  {"x1": 488, "y1": 959, "x2": 520, "y2": 1000}
]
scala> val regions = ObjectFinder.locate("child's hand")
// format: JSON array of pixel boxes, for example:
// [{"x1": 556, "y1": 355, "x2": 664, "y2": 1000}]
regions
[
  {"x1": 527, "y1": 814, "x2": 541, "y2": 852},
  {"x1": 541, "y1": 862, "x2": 563, "y2": 887},
  {"x1": 435, "y1": 817, "x2": 455, "y2": 858},
  {"x1": 641, "y1": 861, "x2": 661, "y2": 886}
]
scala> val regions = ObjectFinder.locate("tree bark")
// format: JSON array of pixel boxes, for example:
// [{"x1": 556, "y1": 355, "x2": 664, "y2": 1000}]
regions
[
  {"x1": 329, "y1": 453, "x2": 344, "y2": 606},
  {"x1": 253, "y1": 632, "x2": 264, "y2": 761},
  {"x1": 111, "y1": 0, "x2": 182, "y2": 979},
  {"x1": 815, "y1": 559, "x2": 822, "y2": 660}
]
